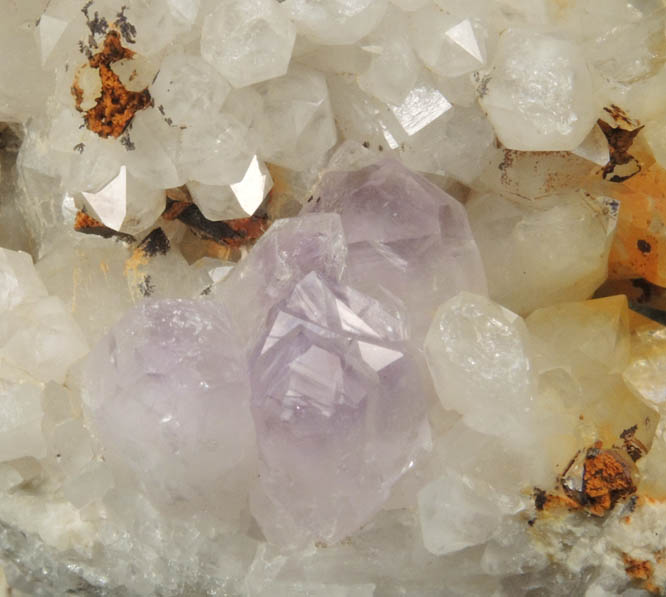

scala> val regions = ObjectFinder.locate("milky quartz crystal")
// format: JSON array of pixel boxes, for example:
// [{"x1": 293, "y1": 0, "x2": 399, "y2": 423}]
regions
[
  {"x1": 82, "y1": 299, "x2": 255, "y2": 521},
  {"x1": 466, "y1": 191, "x2": 617, "y2": 315},
  {"x1": 410, "y1": 4, "x2": 493, "y2": 78},
  {"x1": 425, "y1": 292, "x2": 535, "y2": 439},
  {"x1": 255, "y1": 65, "x2": 338, "y2": 171},
  {"x1": 201, "y1": 0, "x2": 296, "y2": 88},
  {"x1": 303, "y1": 159, "x2": 487, "y2": 339},
  {"x1": 150, "y1": 53, "x2": 231, "y2": 128},
  {"x1": 284, "y1": 0, "x2": 388, "y2": 45},
  {"x1": 249, "y1": 271, "x2": 429, "y2": 547},
  {"x1": 479, "y1": 29, "x2": 599, "y2": 151}
]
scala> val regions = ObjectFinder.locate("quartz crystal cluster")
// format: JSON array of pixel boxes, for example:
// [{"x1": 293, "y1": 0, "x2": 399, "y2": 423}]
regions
[{"x1": 2, "y1": 0, "x2": 666, "y2": 596}]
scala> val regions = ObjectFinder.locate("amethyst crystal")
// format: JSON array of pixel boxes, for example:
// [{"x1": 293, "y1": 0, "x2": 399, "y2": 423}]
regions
[
  {"x1": 302, "y1": 159, "x2": 487, "y2": 339},
  {"x1": 82, "y1": 299, "x2": 255, "y2": 521},
  {"x1": 249, "y1": 271, "x2": 430, "y2": 547}
]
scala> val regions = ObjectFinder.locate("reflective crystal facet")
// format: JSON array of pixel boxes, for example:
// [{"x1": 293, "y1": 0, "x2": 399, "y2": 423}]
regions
[{"x1": 249, "y1": 271, "x2": 429, "y2": 547}]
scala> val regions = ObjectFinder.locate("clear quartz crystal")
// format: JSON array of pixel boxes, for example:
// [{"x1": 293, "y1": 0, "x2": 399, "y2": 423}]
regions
[
  {"x1": 410, "y1": 6, "x2": 493, "y2": 77},
  {"x1": 284, "y1": 0, "x2": 388, "y2": 45},
  {"x1": 150, "y1": 53, "x2": 231, "y2": 128},
  {"x1": 178, "y1": 113, "x2": 254, "y2": 187}
]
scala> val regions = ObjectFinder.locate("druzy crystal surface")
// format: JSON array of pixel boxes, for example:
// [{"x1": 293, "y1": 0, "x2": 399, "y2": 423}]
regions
[
  {"x1": 249, "y1": 271, "x2": 429, "y2": 547},
  {"x1": 3, "y1": 0, "x2": 666, "y2": 595}
]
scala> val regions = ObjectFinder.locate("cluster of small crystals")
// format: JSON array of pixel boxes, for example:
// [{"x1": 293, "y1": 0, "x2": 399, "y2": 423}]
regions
[{"x1": 2, "y1": 0, "x2": 666, "y2": 595}]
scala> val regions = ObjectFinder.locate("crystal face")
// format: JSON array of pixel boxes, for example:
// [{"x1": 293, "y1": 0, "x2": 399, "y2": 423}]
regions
[
  {"x1": 303, "y1": 159, "x2": 487, "y2": 339},
  {"x1": 480, "y1": 29, "x2": 600, "y2": 151},
  {"x1": 82, "y1": 299, "x2": 255, "y2": 520},
  {"x1": 201, "y1": 0, "x2": 296, "y2": 88},
  {"x1": 249, "y1": 271, "x2": 429, "y2": 547}
]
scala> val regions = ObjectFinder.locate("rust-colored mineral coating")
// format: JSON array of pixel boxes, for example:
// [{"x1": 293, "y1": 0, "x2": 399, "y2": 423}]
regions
[
  {"x1": 582, "y1": 446, "x2": 637, "y2": 516},
  {"x1": 74, "y1": 209, "x2": 135, "y2": 242},
  {"x1": 607, "y1": 164, "x2": 666, "y2": 286},
  {"x1": 72, "y1": 30, "x2": 151, "y2": 138},
  {"x1": 623, "y1": 554, "x2": 658, "y2": 594}
]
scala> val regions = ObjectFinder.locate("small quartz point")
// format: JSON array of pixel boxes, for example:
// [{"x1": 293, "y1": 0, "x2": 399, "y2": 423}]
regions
[
  {"x1": 303, "y1": 159, "x2": 487, "y2": 340},
  {"x1": 255, "y1": 65, "x2": 338, "y2": 171},
  {"x1": 425, "y1": 292, "x2": 536, "y2": 439},
  {"x1": 201, "y1": 0, "x2": 296, "y2": 88},
  {"x1": 82, "y1": 299, "x2": 256, "y2": 522},
  {"x1": 249, "y1": 271, "x2": 429, "y2": 547},
  {"x1": 150, "y1": 53, "x2": 231, "y2": 128},
  {"x1": 479, "y1": 29, "x2": 600, "y2": 151},
  {"x1": 285, "y1": 0, "x2": 388, "y2": 45},
  {"x1": 410, "y1": 7, "x2": 492, "y2": 77},
  {"x1": 81, "y1": 165, "x2": 166, "y2": 235},
  {"x1": 466, "y1": 191, "x2": 617, "y2": 315},
  {"x1": 188, "y1": 155, "x2": 272, "y2": 221}
]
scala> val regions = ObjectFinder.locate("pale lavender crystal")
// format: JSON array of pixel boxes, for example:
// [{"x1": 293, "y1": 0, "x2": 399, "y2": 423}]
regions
[
  {"x1": 213, "y1": 212, "x2": 347, "y2": 354},
  {"x1": 302, "y1": 159, "x2": 487, "y2": 339},
  {"x1": 249, "y1": 271, "x2": 430, "y2": 547},
  {"x1": 82, "y1": 299, "x2": 255, "y2": 522}
]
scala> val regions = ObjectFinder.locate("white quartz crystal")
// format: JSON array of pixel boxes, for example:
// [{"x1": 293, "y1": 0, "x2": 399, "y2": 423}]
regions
[
  {"x1": 179, "y1": 113, "x2": 254, "y2": 187},
  {"x1": 150, "y1": 53, "x2": 231, "y2": 128},
  {"x1": 284, "y1": 0, "x2": 388, "y2": 45},
  {"x1": 255, "y1": 65, "x2": 337, "y2": 171},
  {"x1": 410, "y1": 6, "x2": 492, "y2": 77},
  {"x1": 425, "y1": 292, "x2": 535, "y2": 438},
  {"x1": 419, "y1": 469, "x2": 504, "y2": 556},
  {"x1": 479, "y1": 29, "x2": 600, "y2": 151},
  {"x1": 466, "y1": 191, "x2": 617, "y2": 315},
  {"x1": 0, "y1": 248, "x2": 47, "y2": 311},
  {"x1": 357, "y1": 12, "x2": 420, "y2": 105},
  {"x1": 82, "y1": 165, "x2": 166, "y2": 235},
  {"x1": 201, "y1": 0, "x2": 296, "y2": 88}
]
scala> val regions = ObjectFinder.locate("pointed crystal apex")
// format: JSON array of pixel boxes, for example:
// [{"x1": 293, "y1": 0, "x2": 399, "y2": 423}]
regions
[
  {"x1": 445, "y1": 19, "x2": 484, "y2": 63},
  {"x1": 230, "y1": 155, "x2": 273, "y2": 216},
  {"x1": 38, "y1": 14, "x2": 68, "y2": 65},
  {"x1": 82, "y1": 166, "x2": 128, "y2": 232}
]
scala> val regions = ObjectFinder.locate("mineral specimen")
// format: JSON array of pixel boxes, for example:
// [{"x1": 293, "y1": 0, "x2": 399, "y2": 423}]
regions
[{"x1": 4, "y1": 0, "x2": 666, "y2": 594}]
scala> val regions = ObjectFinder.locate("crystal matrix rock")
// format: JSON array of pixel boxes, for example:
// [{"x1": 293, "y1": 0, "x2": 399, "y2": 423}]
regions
[
  {"x1": 303, "y1": 159, "x2": 487, "y2": 339},
  {"x1": 82, "y1": 299, "x2": 256, "y2": 523},
  {"x1": 249, "y1": 271, "x2": 429, "y2": 547}
]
